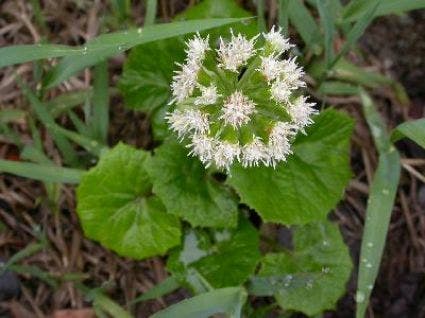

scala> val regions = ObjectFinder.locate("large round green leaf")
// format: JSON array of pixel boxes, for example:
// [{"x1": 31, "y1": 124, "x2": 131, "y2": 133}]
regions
[
  {"x1": 145, "y1": 139, "x2": 238, "y2": 228},
  {"x1": 228, "y1": 109, "x2": 354, "y2": 225},
  {"x1": 76, "y1": 143, "x2": 181, "y2": 259},
  {"x1": 255, "y1": 221, "x2": 352, "y2": 315}
]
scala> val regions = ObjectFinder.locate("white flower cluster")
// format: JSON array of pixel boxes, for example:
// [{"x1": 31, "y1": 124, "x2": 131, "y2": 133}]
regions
[{"x1": 168, "y1": 27, "x2": 317, "y2": 170}]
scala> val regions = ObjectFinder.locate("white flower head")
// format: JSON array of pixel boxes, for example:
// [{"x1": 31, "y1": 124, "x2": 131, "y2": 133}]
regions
[
  {"x1": 288, "y1": 96, "x2": 318, "y2": 132},
  {"x1": 242, "y1": 136, "x2": 270, "y2": 167},
  {"x1": 281, "y1": 57, "x2": 305, "y2": 89},
  {"x1": 194, "y1": 84, "x2": 221, "y2": 106},
  {"x1": 220, "y1": 91, "x2": 256, "y2": 128},
  {"x1": 187, "y1": 134, "x2": 217, "y2": 165},
  {"x1": 185, "y1": 33, "x2": 210, "y2": 64},
  {"x1": 258, "y1": 55, "x2": 284, "y2": 82},
  {"x1": 217, "y1": 30, "x2": 257, "y2": 72},
  {"x1": 170, "y1": 60, "x2": 200, "y2": 103},
  {"x1": 168, "y1": 29, "x2": 316, "y2": 170},
  {"x1": 267, "y1": 121, "x2": 298, "y2": 166},
  {"x1": 166, "y1": 109, "x2": 209, "y2": 138},
  {"x1": 214, "y1": 141, "x2": 241, "y2": 170},
  {"x1": 263, "y1": 26, "x2": 294, "y2": 55},
  {"x1": 270, "y1": 79, "x2": 292, "y2": 103}
]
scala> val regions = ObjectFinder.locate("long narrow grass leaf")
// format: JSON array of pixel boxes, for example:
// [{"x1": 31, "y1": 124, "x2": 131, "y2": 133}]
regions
[
  {"x1": 256, "y1": 0, "x2": 267, "y2": 33},
  {"x1": 316, "y1": 0, "x2": 336, "y2": 66},
  {"x1": 151, "y1": 287, "x2": 247, "y2": 318},
  {"x1": 144, "y1": 0, "x2": 157, "y2": 26},
  {"x1": 391, "y1": 118, "x2": 425, "y2": 149},
  {"x1": 0, "y1": 109, "x2": 26, "y2": 123},
  {"x1": 356, "y1": 89, "x2": 401, "y2": 318},
  {"x1": 1, "y1": 18, "x2": 246, "y2": 71},
  {"x1": 360, "y1": 89, "x2": 391, "y2": 154},
  {"x1": 343, "y1": 0, "x2": 425, "y2": 22},
  {"x1": 355, "y1": 150, "x2": 400, "y2": 318},
  {"x1": 21, "y1": 83, "x2": 79, "y2": 166},
  {"x1": 330, "y1": 0, "x2": 381, "y2": 70},
  {"x1": 0, "y1": 159, "x2": 84, "y2": 183},
  {"x1": 287, "y1": 0, "x2": 323, "y2": 54},
  {"x1": 278, "y1": 0, "x2": 290, "y2": 35},
  {"x1": 48, "y1": 89, "x2": 92, "y2": 118},
  {"x1": 131, "y1": 276, "x2": 180, "y2": 305},
  {"x1": 92, "y1": 62, "x2": 109, "y2": 143}
]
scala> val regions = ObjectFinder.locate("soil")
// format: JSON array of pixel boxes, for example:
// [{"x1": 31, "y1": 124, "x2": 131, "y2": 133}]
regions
[{"x1": 0, "y1": 1, "x2": 424, "y2": 317}]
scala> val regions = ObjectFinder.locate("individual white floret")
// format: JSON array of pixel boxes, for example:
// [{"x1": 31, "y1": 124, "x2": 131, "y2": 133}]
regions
[
  {"x1": 187, "y1": 134, "x2": 217, "y2": 165},
  {"x1": 185, "y1": 33, "x2": 210, "y2": 64},
  {"x1": 258, "y1": 55, "x2": 284, "y2": 82},
  {"x1": 170, "y1": 60, "x2": 200, "y2": 103},
  {"x1": 217, "y1": 31, "x2": 257, "y2": 72},
  {"x1": 241, "y1": 136, "x2": 270, "y2": 167},
  {"x1": 281, "y1": 57, "x2": 305, "y2": 89},
  {"x1": 213, "y1": 141, "x2": 241, "y2": 170},
  {"x1": 166, "y1": 109, "x2": 209, "y2": 138},
  {"x1": 263, "y1": 26, "x2": 294, "y2": 55},
  {"x1": 220, "y1": 91, "x2": 256, "y2": 128},
  {"x1": 270, "y1": 80, "x2": 292, "y2": 103},
  {"x1": 267, "y1": 121, "x2": 298, "y2": 166},
  {"x1": 288, "y1": 96, "x2": 318, "y2": 132},
  {"x1": 194, "y1": 84, "x2": 221, "y2": 106}
]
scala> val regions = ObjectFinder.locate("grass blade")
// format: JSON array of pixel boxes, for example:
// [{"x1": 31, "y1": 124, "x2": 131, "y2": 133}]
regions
[
  {"x1": 144, "y1": 0, "x2": 158, "y2": 26},
  {"x1": 0, "y1": 109, "x2": 26, "y2": 124},
  {"x1": 343, "y1": 0, "x2": 425, "y2": 22},
  {"x1": 356, "y1": 89, "x2": 401, "y2": 318},
  {"x1": 330, "y1": 0, "x2": 381, "y2": 70},
  {"x1": 256, "y1": 0, "x2": 267, "y2": 33},
  {"x1": 0, "y1": 159, "x2": 84, "y2": 184},
  {"x1": 131, "y1": 276, "x2": 180, "y2": 305},
  {"x1": 42, "y1": 18, "x2": 249, "y2": 88},
  {"x1": 278, "y1": 0, "x2": 290, "y2": 35},
  {"x1": 48, "y1": 89, "x2": 92, "y2": 118},
  {"x1": 21, "y1": 83, "x2": 80, "y2": 166},
  {"x1": 391, "y1": 118, "x2": 425, "y2": 149},
  {"x1": 0, "y1": 45, "x2": 81, "y2": 69},
  {"x1": 151, "y1": 287, "x2": 247, "y2": 318},
  {"x1": 355, "y1": 150, "x2": 400, "y2": 318},
  {"x1": 287, "y1": 0, "x2": 323, "y2": 54},
  {"x1": 316, "y1": 0, "x2": 336, "y2": 66},
  {"x1": 92, "y1": 62, "x2": 109, "y2": 143}
]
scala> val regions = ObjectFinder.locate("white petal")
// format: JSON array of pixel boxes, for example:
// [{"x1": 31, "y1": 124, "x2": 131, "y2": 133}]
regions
[{"x1": 220, "y1": 91, "x2": 256, "y2": 128}]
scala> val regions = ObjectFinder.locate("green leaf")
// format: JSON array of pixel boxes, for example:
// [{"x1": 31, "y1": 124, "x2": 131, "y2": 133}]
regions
[
  {"x1": 229, "y1": 109, "x2": 354, "y2": 225},
  {"x1": 42, "y1": 18, "x2": 249, "y2": 88},
  {"x1": 318, "y1": 80, "x2": 359, "y2": 95},
  {"x1": 256, "y1": 221, "x2": 352, "y2": 316},
  {"x1": 356, "y1": 89, "x2": 401, "y2": 318},
  {"x1": 331, "y1": 0, "x2": 381, "y2": 68},
  {"x1": 287, "y1": 0, "x2": 323, "y2": 54},
  {"x1": 355, "y1": 150, "x2": 400, "y2": 318},
  {"x1": 316, "y1": 0, "x2": 336, "y2": 66},
  {"x1": 168, "y1": 218, "x2": 261, "y2": 290},
  {"x1": 145, "y1": 139, "x2": 239, "y2": 228},
  {"x1": 144, "y1": 0, "x2": 158, "y2": 26},
  {"x1": 151, "y1": 287, "x2": 247, "y2": 318},
  {"x1": 131, "y1": 276, "x2": 180, "y2": 305},
  {"x1": 391, "y1": 118, "x2": 425, "y2": 149},
  {"x1": 0, "y1": 159, "x2": 83, "y2": 184},
  {"x1": 343, "y1": 0, "x2": 425, "y2": 22},
  {"x1": 76, "y1": 143, "x2": 181, "y2": 259},
  {"x1": 119, "y1": 37, "x2": 186, "y2": 112},
  {"x1": 91, "y1": 61, "x2": 109, "y2": 143},
  {"x1": 360, "y1": 89, "x2": 391, "y2": 154}
]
